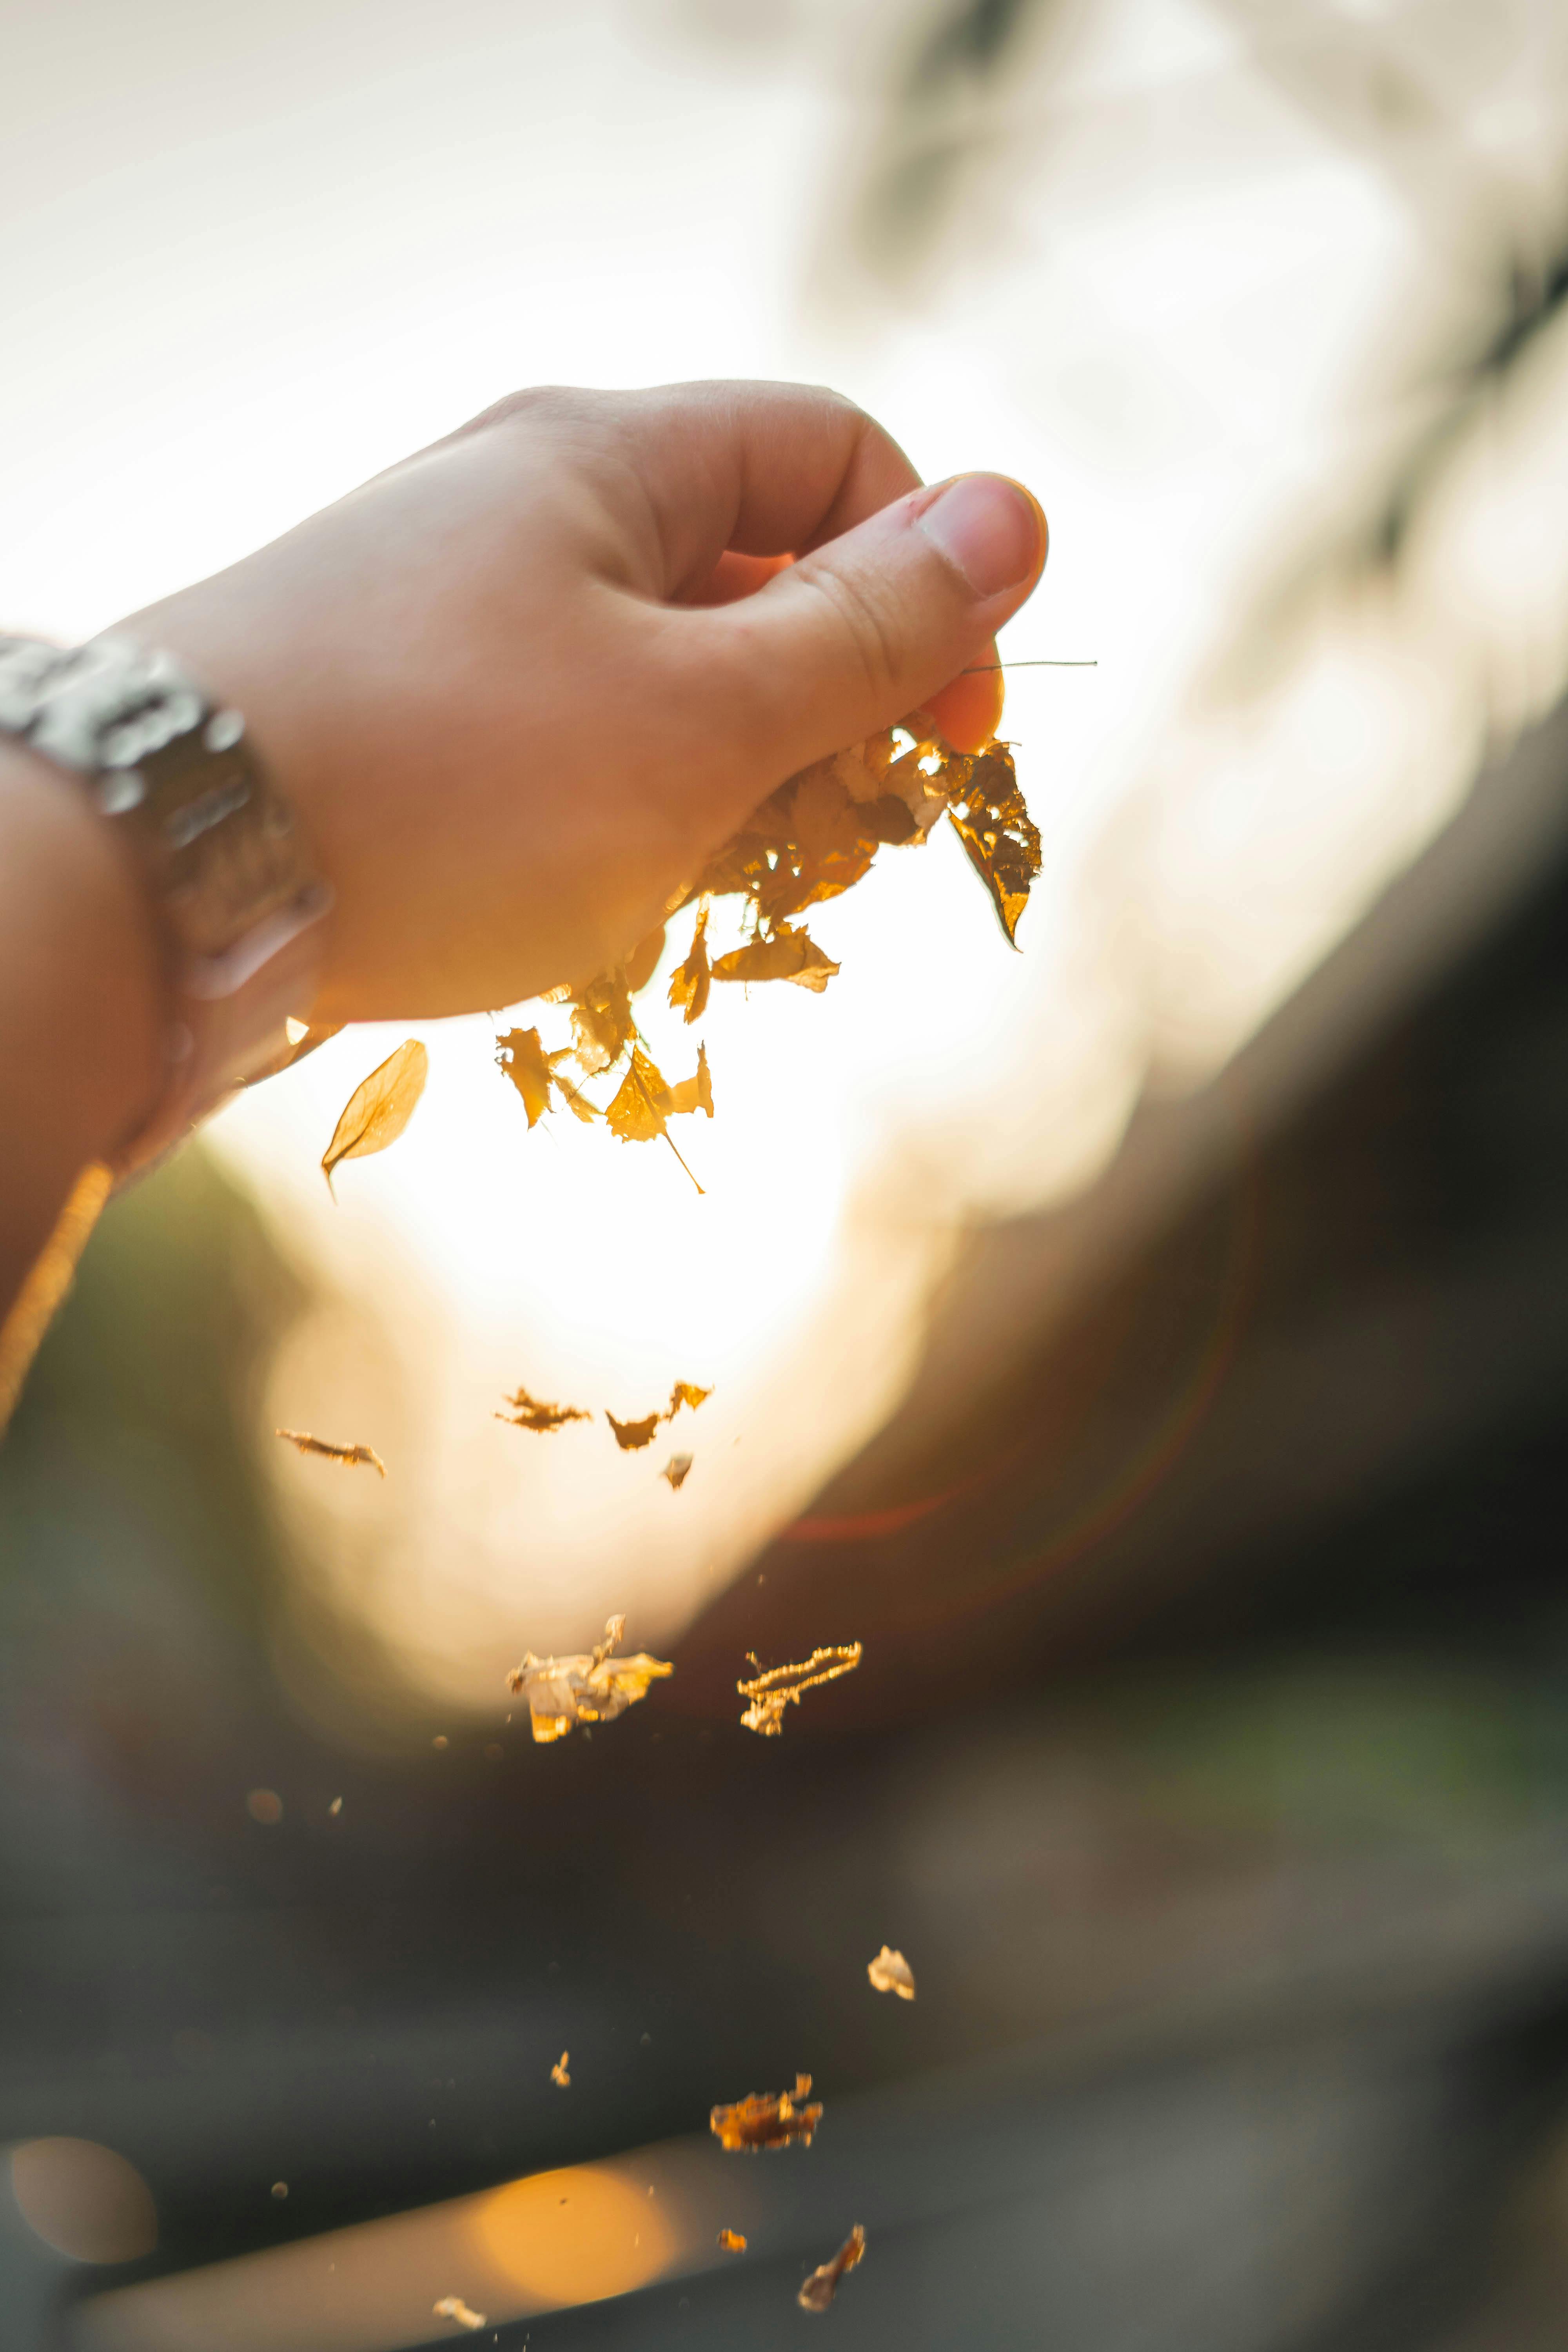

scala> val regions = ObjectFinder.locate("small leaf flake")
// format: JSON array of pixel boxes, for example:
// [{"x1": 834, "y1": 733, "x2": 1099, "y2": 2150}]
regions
[
  {"x1": 607, "y1": 1409, "x2": 662, "y2": 1451},
  {"x1": 321, "y1": 1040, "x2": 427, "y2": 1192},
  {"x1": 718, "y1": 2228, "x2": 748, "y2": 2253},
  {"x1": 867, "y1": 1945, "x2": 916, "y2": 2000},
  {"x1": 433, "y1": 2297, "x2": 487, "y2": 2332},
  {"x1": 606, "y1": 1047, "x2": 673, "y2": 1145},
  {"x1": 497, "y1": 1385, "x2": 592, "y2": 1434},
  {"x1": 946, "y1": 742, "x2": 1040, "y2": 947},
  {"x1": 665, "y1": 1042, "x2": 713, "y2": 1118},
  {"x1": 798, "y1": 2226, "x2": 866, "y2": 2312},
  {"x1": 711, "y1": 923, "x2": 839, "y2": 993},
  {"x1": 661, "y1": 1453, "x2": 693, "y2": 1490},
  {"x1": 495, "y1": 1026, "x2": 554, "y2": 1126},
  {"x1": 666, "y1": 1381, "x2": 711, "y2": 1419},
  {"x1": 738, "y1": 1643, "x2": 862, "y2": 1736},
  {"x1": 275, "y1": 1429, "x2": 386, "y2": 1477},
  {"x1": 551, "y1": 2052, "x2": 570, "y2": 2088},
  {"x1": 668, "y1": 904, "x2": 711, "y2": 1025},
  {"x1": 505, "y1": 1615, "x2": 673, "y2": 1743},
  {"x1": 710, "y1": 2074, "x2": 822, "y2": 2153}
]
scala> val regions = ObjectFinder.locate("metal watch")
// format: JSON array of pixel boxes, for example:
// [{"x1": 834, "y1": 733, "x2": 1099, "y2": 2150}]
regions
[{"x1": 0, "y1": 632, "x2": 333, "y2": 1178}]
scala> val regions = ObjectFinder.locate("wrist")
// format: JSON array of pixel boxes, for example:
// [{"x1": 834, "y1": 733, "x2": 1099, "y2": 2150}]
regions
[{"x1": 0, "y1": 740, "x2": 161, "y2": 1298}]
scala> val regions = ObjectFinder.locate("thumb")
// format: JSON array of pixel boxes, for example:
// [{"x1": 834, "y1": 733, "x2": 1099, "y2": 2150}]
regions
[{"x1": 697, "y1": 472, "x2": 1046, "y2": 780}]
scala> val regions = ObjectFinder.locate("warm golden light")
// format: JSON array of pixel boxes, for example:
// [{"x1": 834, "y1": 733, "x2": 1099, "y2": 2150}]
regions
[
  {"x1": 10, "y1": 2138, "x2": 156, "y2": 2265},
  {"x1": 470, "y1": 2164, "x2": 676, "y2": 2305}
]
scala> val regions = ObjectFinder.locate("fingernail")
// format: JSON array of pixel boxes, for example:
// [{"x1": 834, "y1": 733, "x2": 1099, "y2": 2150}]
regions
[{"x1": 916, "y1": 474, "x2": 1043, "y2": 599}]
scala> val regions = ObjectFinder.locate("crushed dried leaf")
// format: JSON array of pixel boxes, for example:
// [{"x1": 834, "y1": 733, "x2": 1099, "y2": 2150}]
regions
[
  {"x1": 433, "y1": 2297, "x2": 486, "y2": 2332},
  {"x1": 606, "y1": 1410, "x2": 662, "y2": 1452},
  {"x1": 738, "y1": 1643, "x2": 862, "y2": 1737},
  {"x1": 661, "y1": 1453, "x2": 693, "y2": 1490},
  {"x1": 710, "y1": 922, "x2": 838, "y2": 993},
  {"x1": 710, "y1": 2074, "x2": 822, "y2": 2153},
  {"x1": 667, "y1": 904, "x2": 711, "y2": 1024},
  {"x1": 506, "y1": 1615, "x2": 673, "y2": 1743},
  {"x1": 550, "y1": 2052, "x2": 570, "y2": 2088},
  {"x1": 321, "y1": 1039, "x2": 427, "y2": 1194},
  {"x1": 946, "y1": 745, "x2": 1041, "y2": 947},
  {"x1": 867, "y1": 1945, "x2": 916, "y2": 2001},
  {"x1": 489, "y1": 724, "x2": 1034, "y2": 1183},
  {"x1": 275, "y1": 1429, "x2": 387, "y2": 1477},
  {"x1": 496, "y1": 1385, "x2": 592, "y2": 1434},
  {"x1": 718, "y1": 2228, "x2": 748, "y2": 2253},
  {"x1": 664, "y1": 1042, "x2": 713, "y2": 1118},
  {"x1": 798, "y1": 2226, "x2": 866, "y2": 2312},
  {"x1": 608, "y1": 1382, "x2": 711, "y2": 1450}
]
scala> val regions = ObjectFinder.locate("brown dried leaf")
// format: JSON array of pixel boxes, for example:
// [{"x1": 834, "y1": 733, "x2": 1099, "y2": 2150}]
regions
[
  {"x1": 668, "y1": 905, "x2": 711, "y2": 1025},
  {"x1": 666, "y1": 1381, "x2": 711, "y2": 1419},
  {"x1": 661, "y1": 1453, "x2": 693, "y2": 1490},
  {"x1": 710, "y1": 2073, "x2": 822, "y2": 2153},
  {"x1": 569, "y1": 969, "x2": 634, "y2": 1074},
  {"x1": 946, "y1": 741, "x2": 1040, "y2": 947},
  {"x1": 496, "y1": 1385, "x2": 592, "y2": 1434},
  {"x1": 867, "y1": 1945, "x2": 916, "y2": 2001},
  {"x1": 738, "y1": 1643, "x2": 862, "y2": 1737},
  {"x1": 505, "y1": 1615, "x2": 673, "y2": 1743},
  {"x1": 798, "y1": 2227, "x2": 866, "y2": 2312},
  {"x1": 606, "y1": 1047, "x2": 671, "y2": 1144},
  {"x1": 321, "y1": 1039, "x2": 427, "y2": 1193},
  {"x1": 607, "y1": 1409, "x2": 662, "y2": 1451},
  {"x1": 495, "y1": 1026, "x2": 554, "y2": 1127},
  {"x1": 275, "y1": 1428, "x2": 386, "y2": 1477},
  {"x1": 718, "y1": 2229, "x2": 748, "y2": 2253},
  {"x1": 550, "y1": 2052, "x2": 570, "y2": 2088},
  {"x1": 665, "y1": 1042, "x2": 713, "y2": 1119},
  {"x1": 711, "y1": 924, "x2": 839, "y2": 993},
  {"x1": 433, "y1": 2297, "x2": 487, "y2": 2332}
]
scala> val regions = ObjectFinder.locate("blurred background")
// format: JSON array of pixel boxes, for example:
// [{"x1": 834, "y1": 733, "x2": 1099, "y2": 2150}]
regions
[{"x1": 6, "y1": 0, "x2": 1568, "y2": 2343}]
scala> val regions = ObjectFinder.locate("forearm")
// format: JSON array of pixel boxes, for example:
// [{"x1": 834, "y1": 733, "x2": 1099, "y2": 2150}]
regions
[{"x1": 0, "y1": 741, "x2": 160, "y2": 1318}]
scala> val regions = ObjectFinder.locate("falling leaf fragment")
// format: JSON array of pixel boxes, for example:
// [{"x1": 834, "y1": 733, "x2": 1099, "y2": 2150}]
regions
[
  {"x1": 433, "y1": 2297, "x2": 486, "y2": 2332},
  {"x1": 867, "y1": 1945, "x2": 916, "y2": 2000},
  {"x1": 497, "y1": 1385, "x2": 592, "y2": 1434},
  {"x1": 275, "y1": 1429, "x2": 386, "y2": 1477},
  {"x1": 710, "y1": 2074, "x2": 822, "y2": 2152},
  {"x1": 946, "y1": 742, "x2": 1040, "y2": 946},
  {"x1": 718, "y1": 2228, "x2": 748, "y2": 2253},
  {"x1": 664, "y1": 1042, "x2": 713, "y2": 1118},
  {"x1": 495, "y1": 1025, "x2": 552, "y2": 1126},
  {"x1": 551, "y1": 2052, "x2": 570, "y2": 2088},
  {"x1": 505, "y1": 1614, "x2": 673, "y2": 1743},
  {"x1": 668, "y1": 904, "x2": 711, "y2": 1024},
  {"x1": 798, "y1": 2226, "x2": 866, "y2": 2312},
  {"x1": 320, "y1": 1039, "x2": 427, "y2": 1194},
  {"x1": 569, "y1": 967, "x2": 635, "y2": 1074},
  {"x1": 711, "y1": 922, "x2": 839, "y2": 993},
  {"x1": 495, "y1": 1027, "x2": 600, "y2": 1126},
  {"x1": 738, "y1": 1644, "x2": 862, "y2": 1736},
  {"x1": 606, "y1": 1046, "x2": 673, "y2": 1144},
  {"x1": 608, "y1": 1381, "x2": 711, "y2": 1450},
  {"x1": 661, "y1": 1454, "x2": 693, "y2": 1490},
  {"x1": 607, "y1": 1410, "x2": 661, "y2": 1452}
]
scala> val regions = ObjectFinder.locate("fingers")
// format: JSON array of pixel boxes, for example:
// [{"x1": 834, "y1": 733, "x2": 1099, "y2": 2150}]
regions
[
  {"x1": 925, "y1": 646, "x2": 1004, "y2": 754},
  {"x1": 598, "y1": 381, "x2": 925, "y2": 599},
  {"x1": 687, "y1": 473, "x2": 1047, "y2": 784}
]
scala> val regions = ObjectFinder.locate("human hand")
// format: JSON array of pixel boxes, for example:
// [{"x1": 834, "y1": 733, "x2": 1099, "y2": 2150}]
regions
[{"x1": 126, "y1": 380, "x2": 1047, "y2": 1022}]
